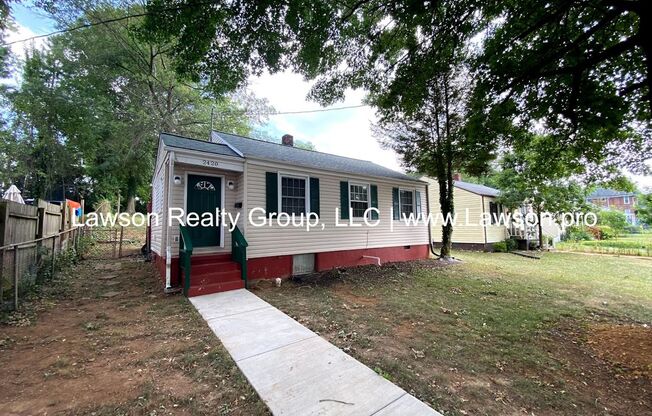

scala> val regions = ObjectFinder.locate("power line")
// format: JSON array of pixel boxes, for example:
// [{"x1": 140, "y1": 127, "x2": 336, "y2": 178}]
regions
[
  {"x1": 2, "y1": 12, "x2": 150, "y2": 46},
  {"x1": 248, "y1": 104, "x2": 368, "y2": 116},
  {"x1": 1, "y1": 2, "x2": 218, "y2": 47}
]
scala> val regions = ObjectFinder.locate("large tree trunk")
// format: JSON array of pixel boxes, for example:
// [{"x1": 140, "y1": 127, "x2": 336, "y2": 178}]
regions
[
  {"x1": 536, "y1": 204, "x2": 544, "y2": 249},
  {"x1": 438, "y1": 153, "x2": 455, "y2": 259},
  {"x1": 125, "y1": 175, "x2": 138, "y2": 214}
]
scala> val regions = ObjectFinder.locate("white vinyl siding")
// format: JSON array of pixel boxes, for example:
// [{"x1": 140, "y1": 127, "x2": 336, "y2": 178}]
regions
[
  {"x1": 245, "y1": 161, "x2": 428, "y2": 259},
  {"x1": 150, "y1": 160, "x2": 166, "y2": 255},
  {"x1": 424, "y1": 176, "x2": 508, "y2": 244},
  {"x1": 483, "y1": 197, "x2": 509, "y2": 243}
]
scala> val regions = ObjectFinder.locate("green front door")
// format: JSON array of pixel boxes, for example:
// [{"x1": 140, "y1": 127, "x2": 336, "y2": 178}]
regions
[{"x1": 186, "y1": 174, "x2": 222, "y2": 247}]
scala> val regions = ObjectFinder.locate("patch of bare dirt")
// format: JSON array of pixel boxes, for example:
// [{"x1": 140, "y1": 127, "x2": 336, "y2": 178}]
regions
[
  {"x1": 587, "y1": 324, "x2": 652, "y2": 378},
  {"x1": 333, "y1": 286, "x2": 379, "y2": 307},
  {"x1": 0, "y1": 256, "x2": 267, "y2": 415}
]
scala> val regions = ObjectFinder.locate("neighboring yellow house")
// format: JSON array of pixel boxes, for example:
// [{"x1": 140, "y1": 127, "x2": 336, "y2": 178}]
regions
[{"x1": 423, "y1": 176, "x2": 509, "y2": 251}]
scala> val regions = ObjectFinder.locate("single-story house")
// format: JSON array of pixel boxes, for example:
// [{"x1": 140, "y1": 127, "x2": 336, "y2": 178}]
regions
[
  {"x1": 150, "y1": 131, "x2": 430, "y2": 296},
  {"x1": 422, "y1": 176, "x2": 509, "y2": 251}
]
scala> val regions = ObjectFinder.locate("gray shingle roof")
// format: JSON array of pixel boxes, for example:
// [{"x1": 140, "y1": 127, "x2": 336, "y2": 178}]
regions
[
  {"x1": 587, "y1": 188, "x2": 636, "y2": 198},
  {"x1": 213, "y1": 131, "x2": 422, "y2": 183},
  {"x1": 161, "y1": 132, "x2": 242, "y2": 158},
  {"x1": 454, "y1": 181, "x2": 500, "y2": 197}
]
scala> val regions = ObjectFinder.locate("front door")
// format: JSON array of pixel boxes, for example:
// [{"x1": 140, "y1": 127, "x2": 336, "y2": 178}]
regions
[{"x1": 186, "y1": 174, "x2": 222, "y2": 247}]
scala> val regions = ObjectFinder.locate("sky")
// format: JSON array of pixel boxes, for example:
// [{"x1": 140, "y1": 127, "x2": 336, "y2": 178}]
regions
[{"x1": 6, "y1": 3, "x2": 651, "y2": 190}]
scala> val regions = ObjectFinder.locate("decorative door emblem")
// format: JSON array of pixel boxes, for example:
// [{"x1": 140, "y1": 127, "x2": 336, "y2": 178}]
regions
[{"x1": 195, "y1": 180, "x2": 216, "y2": 191}]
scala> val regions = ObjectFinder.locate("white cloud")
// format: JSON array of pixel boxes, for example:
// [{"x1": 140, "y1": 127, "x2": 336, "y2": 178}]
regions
[
  {"x1": 248, "y1": 71, "x2": 405, "y2": 172},
  {"x1": 3, "y1": 22, "x2": 49, "y2": 86}
]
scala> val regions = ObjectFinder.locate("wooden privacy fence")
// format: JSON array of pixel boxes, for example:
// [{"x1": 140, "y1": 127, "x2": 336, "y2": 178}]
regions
[{"x1": 0, "y1": 199, "x2": 81, "y2": 311}]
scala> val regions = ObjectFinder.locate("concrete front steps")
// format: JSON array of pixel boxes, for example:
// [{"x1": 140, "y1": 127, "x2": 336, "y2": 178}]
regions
[{"x1": 183, "y1": 254, "x2": 244, "y2": 297}]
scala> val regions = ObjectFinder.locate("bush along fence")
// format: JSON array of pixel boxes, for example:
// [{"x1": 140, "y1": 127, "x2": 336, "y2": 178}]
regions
[{"x1": 0, "y1": 200, "x2": 87, "y2": 311}]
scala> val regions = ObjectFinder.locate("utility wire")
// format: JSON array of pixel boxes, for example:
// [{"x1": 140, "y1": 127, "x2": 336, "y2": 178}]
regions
[
  {"x1": 248, "y1": 104, "x2": 367, "y2": 116},
  {"x1": 1, "y1": 1, "x2": 218, "y2": 46}
]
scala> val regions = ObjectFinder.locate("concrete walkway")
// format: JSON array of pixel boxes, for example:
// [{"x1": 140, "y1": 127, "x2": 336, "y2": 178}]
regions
[{"x1": 190, "y1": 289, "x2": 442, "y2": 416}]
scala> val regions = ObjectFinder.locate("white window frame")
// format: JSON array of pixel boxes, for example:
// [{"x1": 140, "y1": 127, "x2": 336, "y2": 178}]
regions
[
  {"x1": 623, "y1": 196, "x2": 630, "y2": 205},
  {"x1": 278, "y1": 173, "x2": 310, "y2": 216},
  {"x1": 398, "y1": 188, "x2": 416, "y2": 219},
  {"x1": 349, "y1": 182, "x2": 371, "y2": 219}
]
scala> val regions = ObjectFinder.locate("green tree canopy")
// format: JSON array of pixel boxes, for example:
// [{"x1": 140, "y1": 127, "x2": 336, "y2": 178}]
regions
[{"x1": 6, "y1": 3, "x2": 271, "y2": 209}]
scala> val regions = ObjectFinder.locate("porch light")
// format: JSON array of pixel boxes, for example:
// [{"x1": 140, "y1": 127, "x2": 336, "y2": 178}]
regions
[
  {"x1": 174, "y1": 175, "x2": 182, "y2": 185},
  {"x1": 227, "y1": 180, "x2": 235, "y2": 190}
]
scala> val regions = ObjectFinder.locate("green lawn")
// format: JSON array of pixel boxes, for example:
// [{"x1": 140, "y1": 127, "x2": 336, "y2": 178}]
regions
[
  {"x1": 557, "y1": 232, "x2": 652, "y2": 256},
  {"x1": 256, "y1": 251, "x2": 652, "y2": 416}
]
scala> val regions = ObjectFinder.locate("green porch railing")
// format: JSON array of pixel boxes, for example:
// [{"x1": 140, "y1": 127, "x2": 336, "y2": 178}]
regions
[
  {"x1": 179, "y1": 226, "x2": 193, "y2": 296},
  {"x1": 231, "y1": 225, "x2": 249, "y2": 288}
]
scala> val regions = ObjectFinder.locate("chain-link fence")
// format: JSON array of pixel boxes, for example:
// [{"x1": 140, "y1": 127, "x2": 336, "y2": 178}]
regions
[{"x1": 84, "y1": 226, "x2": 146, "y2": 259}]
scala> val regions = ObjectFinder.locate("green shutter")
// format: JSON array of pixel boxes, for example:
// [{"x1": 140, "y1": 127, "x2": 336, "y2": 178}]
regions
[
  {"x1": 266, "y1": 172, "x2": 278, "y2": 217},
  {"x1": 415, "y1": 190, "x2": 422, "y2": 217},
  {"x1": 392, "y1": 187, "x2": 400, "y2": 220},
  {"x1": 340, "y1": 181, "x2": 349, "y2": 219},
  {"x1": 370, "y1": 184, "x2": 379, "y2": 220},
  {"x1": 310, "y1": 177, "x2": 320, "y2": 217}
]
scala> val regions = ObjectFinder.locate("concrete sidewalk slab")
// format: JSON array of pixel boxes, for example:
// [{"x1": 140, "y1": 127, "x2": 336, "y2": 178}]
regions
[{"x1": 190, "y1": 289, "x2": 442, "y2": 416}]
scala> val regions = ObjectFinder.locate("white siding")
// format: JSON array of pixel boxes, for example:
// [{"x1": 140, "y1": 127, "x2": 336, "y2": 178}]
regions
[
  {"x1": 425, "y1": 177, "x2": 485, "y2": 244},
  {"x1": 150, "y1": 152, "x2": 167, "y2": 256},
  {"x1": 244, "y1": 161, "x2": 429, "y2": 259},
  {"x1": 483, "y1": 196, "x2": 509, "y2": 243}
]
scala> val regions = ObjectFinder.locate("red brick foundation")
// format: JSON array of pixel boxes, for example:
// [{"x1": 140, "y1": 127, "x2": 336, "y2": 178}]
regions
[
  {"x1": 152, "y1": 244, "x2": 430, "y2": 288},
  {"x1": 315, "y1": 244, "x2": 429, "y2": 271}
]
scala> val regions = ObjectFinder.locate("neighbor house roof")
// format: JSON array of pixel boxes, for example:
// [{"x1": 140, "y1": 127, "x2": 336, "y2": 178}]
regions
[
  {"x1": 587, "y1": 188, "x2": 637, "y2": 199},
  {"x1": 161, "y1": 132, "x2": 242, "y2": 158},
  {"x1": 212, "y1": 131, "x2": 422, "y2": 183},
  {"x1": 454, "y1": 180, "x2": 501, "y2": 197}
]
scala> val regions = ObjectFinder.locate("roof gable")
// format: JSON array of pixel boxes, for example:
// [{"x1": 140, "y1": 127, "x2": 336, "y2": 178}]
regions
[
  {"x1": 587, "y1": 188, "x2": 636, "y2": 198},
  {"x1": 161, "y1": 132, "x2": 242, "y2": 158}
]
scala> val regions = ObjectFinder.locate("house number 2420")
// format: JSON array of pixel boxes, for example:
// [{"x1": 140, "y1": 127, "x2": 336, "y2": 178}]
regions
[{"x1": 201, "y1": 160, "x2": 219, "y2": 167}]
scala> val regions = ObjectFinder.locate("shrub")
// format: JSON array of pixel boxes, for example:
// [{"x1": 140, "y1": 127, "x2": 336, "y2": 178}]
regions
[
  {"x1": 564, "y1": 226, "x2": 593, "y2": 241},
  {"x1": 493, "y1": 238, "x2": 517, "y2": 252},
  {"x1": 597, "y1": 210, "x2": 628, "y2": 236}
]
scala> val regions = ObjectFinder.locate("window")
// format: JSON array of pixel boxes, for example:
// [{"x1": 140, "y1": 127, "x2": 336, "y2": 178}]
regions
[
  {"x1": 349, "y1": 183, "x2": 369, "y2": 218},
  {"x1": 399, "y1": 189, "x2": 414, "y2": 217},
  {"x1": 624, "y1": 196, "x2": 630, "y2": 205},
  {"x1": 489, "y1": 201, "x2": 499, "y2": 224},
  {"x1": 280, "y1": 175, "x2": 307, "y2": 215}
]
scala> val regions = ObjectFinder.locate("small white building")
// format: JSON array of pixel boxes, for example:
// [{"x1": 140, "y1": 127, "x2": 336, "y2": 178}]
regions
[{"x1": 150, "y1": 131, "x2": 431, "y2": 296}]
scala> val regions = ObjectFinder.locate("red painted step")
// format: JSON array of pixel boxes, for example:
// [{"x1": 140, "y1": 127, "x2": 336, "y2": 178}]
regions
[
  {"x1": 191, "y1": 253, "x2": 233, "y2": 265},
  {"x1": 193, "y1": 269, "x2": 241, "y2": 285},
  {"x1": 191, "y1": 261, "x2": 240, "y2": 276},
  {"x1": 187, "y1": 279, "x2": 245, "y2": 297}
]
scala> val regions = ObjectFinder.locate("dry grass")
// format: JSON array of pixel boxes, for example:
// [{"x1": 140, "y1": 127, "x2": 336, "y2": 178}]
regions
[{"x1": 256, "y1": 251, "x2": 652, "y2": 416}]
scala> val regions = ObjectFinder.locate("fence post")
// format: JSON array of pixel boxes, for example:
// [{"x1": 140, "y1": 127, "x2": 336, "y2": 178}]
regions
[
  {"x1": 118, "y1": 226, "x2": 124, "y2": 258},
  {"x1": 0, "y1": 203, "x2": 7, "y2": 308},
  {"x1": 51, "y1": 236, "x2": 56, "y2": 279},
  {"x1": 13, "y1": 246, "x2": 18, "y2": 310},
  {"x1": 112, "y1": 229, "x2": 117, "y2": 258}
]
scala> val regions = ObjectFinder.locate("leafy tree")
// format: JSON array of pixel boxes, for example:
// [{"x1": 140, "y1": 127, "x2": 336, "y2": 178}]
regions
[
  {"x1": 597, "y1": 209, "x2": 629, "y2": 237},
  {"x1": 9, "y1": 3, "x2": 270, "y2": 210},
  {"x1": 496, "y1": 137, "x2": 590, "y2": 248},
  {"x1": 636, "y1": 193, "x2": 652, "y2": 225},
  {"x1": 141, "y1": 0, "x2": 651, "y2": 178},
  {"x1": 375, "y1": 67, "x2": 470, "y2": 259}
]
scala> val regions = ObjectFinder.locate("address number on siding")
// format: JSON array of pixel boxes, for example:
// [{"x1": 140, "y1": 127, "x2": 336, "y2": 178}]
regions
[{"x1": 201, "y1": 160, "x2": 219, "y2": 167}]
